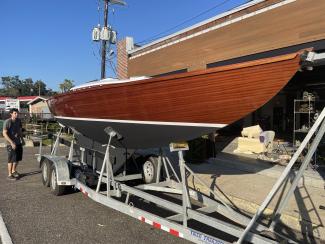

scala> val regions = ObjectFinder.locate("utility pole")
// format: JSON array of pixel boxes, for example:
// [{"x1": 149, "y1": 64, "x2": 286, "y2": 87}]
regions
[
  {"x1": 93, "y1": 0, "x2": 125, "y2": 79},
  {"x1": 101, "y1": 0, "x2": 109, "y2": 79}
]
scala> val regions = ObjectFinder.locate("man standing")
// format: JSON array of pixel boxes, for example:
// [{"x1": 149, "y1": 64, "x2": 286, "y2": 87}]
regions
[{"x1": 3, "y1": 108, "x2": 24, "y2": 180}]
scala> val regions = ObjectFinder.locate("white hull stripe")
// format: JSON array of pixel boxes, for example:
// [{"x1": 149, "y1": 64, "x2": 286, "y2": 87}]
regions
[
  {"x1": 55, "y1": 116, "x2": 227, "y2": 128},
  {"x1": 138, "y1": 216, "x2": 184, "y2": 238}
]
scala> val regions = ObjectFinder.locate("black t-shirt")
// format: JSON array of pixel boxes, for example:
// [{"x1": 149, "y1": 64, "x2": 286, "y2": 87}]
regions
[{"x1": 3, "y1": 118, "x2": 22, "y2": 145}]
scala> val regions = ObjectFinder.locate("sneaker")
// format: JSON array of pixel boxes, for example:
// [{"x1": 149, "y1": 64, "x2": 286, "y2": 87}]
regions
[
  {"x1": 12, "y1": 171, "x2": 20, "y2": 178},
  {"x1": 7, "y1": 175, "x2": 17, "y2": 181}
]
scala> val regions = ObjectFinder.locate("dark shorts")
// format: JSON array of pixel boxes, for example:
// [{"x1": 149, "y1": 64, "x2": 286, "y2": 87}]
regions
[{"x1": 7, "y1": 144, "x2": 23, "y2": 163}]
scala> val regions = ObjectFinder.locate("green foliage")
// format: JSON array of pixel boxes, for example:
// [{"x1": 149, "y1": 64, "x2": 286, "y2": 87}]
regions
[
  {"x1": 59, "y1": 79, "x2": 74, "y2": 93},
  {"x1": 0, "y1": 75, "x2": 58, "y2": 96},
  {"x1": 33, "y1": 80, "x2": 47, "y2": 96},
  {"x1": 0, "y1": 76, "x2": 21, "y2": 96}
]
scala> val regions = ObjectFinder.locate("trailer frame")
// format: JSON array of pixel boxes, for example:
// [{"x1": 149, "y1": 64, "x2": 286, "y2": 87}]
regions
[{"x1": 37, "y1": 110, "x2": 325, "y2": 244}]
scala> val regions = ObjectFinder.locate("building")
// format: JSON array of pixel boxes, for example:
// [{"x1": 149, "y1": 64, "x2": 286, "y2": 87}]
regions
[
  {"x1": 0, "y1": 96, "x2": 38, "y2": 113},
  {"x1": 27, "y1": 96, "x2": 53, "y2": 120},
  {"x1": 118, "y1": 0, "x2": 325, "y2": 78},
  {"x1": 27, "y1": 96, "x2": 50, "y2": 113}
]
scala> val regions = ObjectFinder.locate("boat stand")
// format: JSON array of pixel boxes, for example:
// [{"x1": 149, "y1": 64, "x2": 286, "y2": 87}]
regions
[
  {"x1": 71, "y1": 143, "x2": 284, "y2": 244},
  {"x1": 78, "y1": 133, "x2": 299, "y2": 243},
  {"x1": 40, "y1": 111, "x2": 325, "y2": 244}
]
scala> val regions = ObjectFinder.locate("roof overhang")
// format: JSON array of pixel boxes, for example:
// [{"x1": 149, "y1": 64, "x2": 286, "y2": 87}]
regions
[{"x1": 27, "y1": 96, "x2": 47, "y2": 105}]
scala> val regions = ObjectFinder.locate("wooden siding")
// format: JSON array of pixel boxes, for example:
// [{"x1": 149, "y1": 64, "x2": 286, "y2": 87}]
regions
[
  {"x1": 30, "y1": 101, "x2": 49, "y2": 114},
  {"x1": 128, "y1": 0, "x2": 325, "y2": 77},
  {"x1": 130, "y1": 0, "x2": 284, "y2": 57}
]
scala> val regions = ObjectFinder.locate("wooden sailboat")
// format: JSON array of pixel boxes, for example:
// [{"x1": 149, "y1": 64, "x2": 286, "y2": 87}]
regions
[{"x1": 48, "y1": 50, "x2": 306, "y2": 148}]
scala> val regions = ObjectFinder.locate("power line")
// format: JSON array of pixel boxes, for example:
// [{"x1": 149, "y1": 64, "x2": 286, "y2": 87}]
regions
[
  {"x1": 135, "y1": 0, "x2": 235, "y2": 45},
  {"x1": 97, "y1": 0, "x2": 102, "y2": 26},
  {"x1": 108, "y1": 60, "x2": 117, "y2": 76}
]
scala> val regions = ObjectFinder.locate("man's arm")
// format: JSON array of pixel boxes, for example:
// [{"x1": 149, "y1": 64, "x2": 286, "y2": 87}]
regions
[{"x1": 3, "y1": 129, "x2": 16, "y2": 149}]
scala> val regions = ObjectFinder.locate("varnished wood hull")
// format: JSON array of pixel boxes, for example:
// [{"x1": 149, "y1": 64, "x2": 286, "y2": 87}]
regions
[{"x1": 48, "y1": 52, "x2": 302, "y2": 148}]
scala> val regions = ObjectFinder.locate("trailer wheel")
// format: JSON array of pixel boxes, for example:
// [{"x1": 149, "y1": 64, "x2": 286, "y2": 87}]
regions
[
  {"x1": 50, "y1": 165, "x2": 66, "y2": 196},
  {"x1": 41, "y1": 159, "x2": 51, "y2": 187},
  {"x1": 143, "y1": 156, "x2": 159, "y2": 184}
]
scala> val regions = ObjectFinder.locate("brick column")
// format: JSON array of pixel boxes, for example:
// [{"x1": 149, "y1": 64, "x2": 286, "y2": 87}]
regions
[{"x1": 117, "y1": 37, "x2": 134, "y2": 80}]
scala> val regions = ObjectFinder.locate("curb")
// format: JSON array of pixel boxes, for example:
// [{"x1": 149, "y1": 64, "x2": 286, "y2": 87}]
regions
[{"x1": 0, "y1": 211, "x2": 13, "y2": 244}]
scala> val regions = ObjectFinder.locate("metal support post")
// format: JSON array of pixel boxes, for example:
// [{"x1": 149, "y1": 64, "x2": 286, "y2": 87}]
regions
[
  {"x1": 51, "y1": 127, "x2": 63, "y2": 155},
  {"x1": 178, "y1": 150, "x2": 192, "y2": 227},
  {"x1": 106, "y1": 143, "x2": 117, "y2": 197},
  {"x1": 92, "y1": 151, "x2": 96, "y2": 173},
  {"x1": 162, "y1": 156, "x2": 171, "y2": 180},
  {"x1": 96, "y1": 135, "x2": 112, "y2": 193},
  {"x1": 38, "y1": 135, "x2": 43, "y2": 160},
  {"x1": 270, "y1": 117, "x2": 325, "y2": 230},
  {"x1": 237, "y1": 107, "x2": 325, "y2": 243},
  {"x1": 96, "y1": 128, "x2": 122, "y2": 197},
  {"x1": 68, "y1": 134, "x2": 75, "y2": 162},
  {"x1": 123, "y1": 149, "x2": 127, "y2": 176},
  {"x1": 165, "y1": 157, "x2": 180, "y2": 182},
  {"x1": 80, "y1": 147, "x2": 85, "y2": 165},
  {"x1": 156, "y1": 152, "x2": 162, "y2": 183}
]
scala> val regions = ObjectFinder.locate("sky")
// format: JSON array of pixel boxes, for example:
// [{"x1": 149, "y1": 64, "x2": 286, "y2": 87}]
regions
[{"x1": 0, "y1": 0, "x2": 248, "y2": 91}]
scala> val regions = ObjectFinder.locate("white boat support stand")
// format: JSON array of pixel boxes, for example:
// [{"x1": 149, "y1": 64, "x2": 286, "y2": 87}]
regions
[{"x1": 96, "y1": 127, "x2": 121, "y2": 198}]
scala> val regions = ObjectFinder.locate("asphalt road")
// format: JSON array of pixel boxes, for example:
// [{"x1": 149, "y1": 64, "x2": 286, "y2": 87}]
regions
[{"x1": 0, "y1": 146, "x2": 190, "y2": 244}]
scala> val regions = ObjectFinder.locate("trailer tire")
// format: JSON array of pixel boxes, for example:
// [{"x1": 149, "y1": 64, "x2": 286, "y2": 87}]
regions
[
  {"x1": 50, "y1": 165, "x2": 66, "y2": 196},
  {"x1": 41, "y1": 159, "x2": 51, "y2": 187},
  {"x1": 142, "y1": 156, "x2": 160, "y2": 184}
]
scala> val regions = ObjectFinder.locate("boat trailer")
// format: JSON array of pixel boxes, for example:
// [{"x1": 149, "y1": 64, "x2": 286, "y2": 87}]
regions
[{"x1": 37, "y1": 107, "x2": 325, "y2": 243}]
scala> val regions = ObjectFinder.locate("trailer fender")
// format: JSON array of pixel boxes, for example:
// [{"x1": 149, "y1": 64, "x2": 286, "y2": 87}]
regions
[{"x1": 40, "y1": 155, "x2": 71, "y2": 185}]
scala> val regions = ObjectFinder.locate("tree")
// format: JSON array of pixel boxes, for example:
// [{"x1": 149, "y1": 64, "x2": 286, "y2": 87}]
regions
[
  {"x1": 21, "y1": 78, "x2": 34, "y2": 96},
  {"x1": 1, "y1": 76, "x2": 55, "y2": 96},
  {"x1": 1, "y1": 76, "x2": 21, "y2": 96},
  {"x1": 59, "y1": 79, "x2": 74, "y2": 93},
  {"x1": 33, "y1": 80, "x2": 47, "y2": 96},
  {"x1": 46, "y1": 89, "x2": 58, "y2": 96}
]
